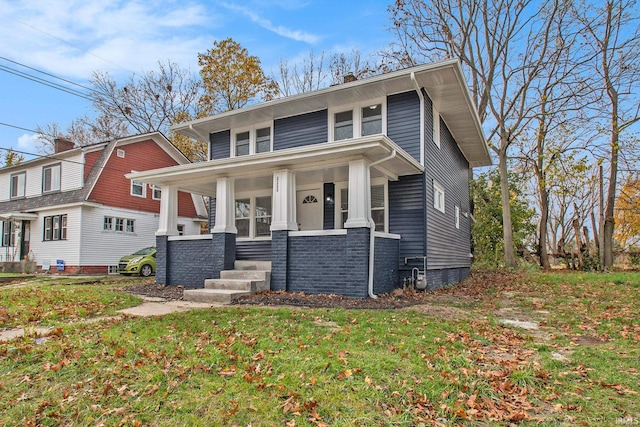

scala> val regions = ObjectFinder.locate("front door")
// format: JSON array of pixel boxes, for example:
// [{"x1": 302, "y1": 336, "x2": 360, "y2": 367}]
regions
[
  {"x1": 296, "y1": 189, "x2": 322, "y2": 231},
  {"x1": 19, "y1": 220, "x2": 30, "y2": 260}
]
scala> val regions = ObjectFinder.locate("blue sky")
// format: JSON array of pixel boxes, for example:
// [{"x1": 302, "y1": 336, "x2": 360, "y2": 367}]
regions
[{"x1": 0, "y1": 0, "x2": 393, "y2": 158}]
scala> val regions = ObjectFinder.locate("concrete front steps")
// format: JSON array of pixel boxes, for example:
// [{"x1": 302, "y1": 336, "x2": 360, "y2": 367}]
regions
[{"x1": 183, "y1": 261, "x2": 271, "y2": 304}]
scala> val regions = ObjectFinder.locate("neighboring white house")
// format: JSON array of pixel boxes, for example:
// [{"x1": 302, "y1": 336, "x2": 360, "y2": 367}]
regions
[{"x1": 0, "y1": 133, "x2": 207, "y2": 273}]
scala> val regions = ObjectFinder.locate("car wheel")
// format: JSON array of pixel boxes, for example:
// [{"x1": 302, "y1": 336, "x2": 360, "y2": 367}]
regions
[{"x1": 140, "y1": 264, "x2": 153, "y2": 277}]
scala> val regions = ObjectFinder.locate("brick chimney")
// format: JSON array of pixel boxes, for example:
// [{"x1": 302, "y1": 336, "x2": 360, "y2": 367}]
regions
[
  {"x1": 54, "y1": 138, "x2": 75, "y2": 153},
  {"x1": 343, "y1": 72, "x2": 357, "y2": 83}
]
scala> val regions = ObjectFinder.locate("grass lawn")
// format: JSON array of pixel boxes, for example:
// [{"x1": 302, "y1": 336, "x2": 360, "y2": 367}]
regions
[{"x1": 0, "y1": 271, "x2": 638, "y2": 426}]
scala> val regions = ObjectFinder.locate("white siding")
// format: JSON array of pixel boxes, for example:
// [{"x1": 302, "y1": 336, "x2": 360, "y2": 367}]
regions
[
  {"x1": 0, "y1": 151, "x2": 85, "y2": 202},
  {"x1": 28, "y1": 206, "x2": 82, "y2": 268}
]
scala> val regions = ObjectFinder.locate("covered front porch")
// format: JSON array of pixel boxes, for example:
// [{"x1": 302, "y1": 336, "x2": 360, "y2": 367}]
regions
[{"x1": 128, "y1": 136, "x2": 422, "y2": 297}]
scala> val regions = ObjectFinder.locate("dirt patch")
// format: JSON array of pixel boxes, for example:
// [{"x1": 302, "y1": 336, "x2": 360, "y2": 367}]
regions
[
  {"x1": 571, "y1": 335, "x2": 609, "y2": 346},
  {"x1": 122, "y1": 282, "x2": 184, "y2": 300},
  {"x1": 404, "y1": 303, "x2": 471, "y2": 320}
]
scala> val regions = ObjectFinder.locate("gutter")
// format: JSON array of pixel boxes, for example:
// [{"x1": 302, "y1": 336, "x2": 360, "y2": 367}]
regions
[
  {"x1": 366, "y1": 149, "x2": 397, "y2": 299},
  {"x1": 410, "y1": 72, "x2": 425, "y2": 166}
]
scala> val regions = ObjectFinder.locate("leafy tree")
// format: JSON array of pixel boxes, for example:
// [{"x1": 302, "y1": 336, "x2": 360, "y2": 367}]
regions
[
  {"x1": 471, "y1": 169, "x2": 537, "y2": 268},
  {"x1": 198, "y1": 38, "x2": 278, "y2": 112},
  {"x1": 3, "y1": 148, "x2": 24, "y2": 166},
  {"x1": 614, "y1": 176, "x2": 640, "y2": 250},
  {"x1": 35, "y1": 114, "x2": 129, "y2": 154}
]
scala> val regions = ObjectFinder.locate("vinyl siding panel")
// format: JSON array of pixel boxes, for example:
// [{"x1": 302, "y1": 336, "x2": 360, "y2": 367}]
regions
[
  {"x1": 388, "y1": 174, "x2": 426, "y2": 272},
  {"x1": 273, "y1": 110, "x2": 328, "y2": 150},
  {"x1": 210, "y1": 130, "x2": 230, "y2": 160},
  {"x1": 387, "y1": 91, "x2": 421, "y2": 162},
  {"x1": 424, "y1": 94, "x2": 472, "y2": 270},
  {"x1": 28, "y1": 206, "x2": 82, "y2": 268}
]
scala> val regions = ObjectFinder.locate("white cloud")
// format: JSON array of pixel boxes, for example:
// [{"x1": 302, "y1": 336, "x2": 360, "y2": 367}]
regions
[
  {"x1": 17, "y1": 133, "x2": 41, "y2": 153},
  {"x1": 220, "y1": 3, "x2": 321, "y2": 44}
]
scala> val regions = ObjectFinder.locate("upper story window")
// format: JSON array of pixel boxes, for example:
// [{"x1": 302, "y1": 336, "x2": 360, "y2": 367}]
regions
[
  {"x1": 232, "y1": 124, "x2": 272, "y2": 157},
  {"x1": 330, "y1": 100, "x2": 385, "y2": 142},
  {"x1": 42, "y1": 163, "x2": 61, "y2": 193},
  {"x1": 433, "y1": 180, "x2": 445, "y2": 213},
  {"x1": 10, "y1": 172, "x2": 26, "y2": 199}
]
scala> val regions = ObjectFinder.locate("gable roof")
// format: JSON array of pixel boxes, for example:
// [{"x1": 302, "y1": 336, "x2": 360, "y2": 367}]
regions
[{"x1": 172, "y1": 59, "x2": 492, "y2": 167}]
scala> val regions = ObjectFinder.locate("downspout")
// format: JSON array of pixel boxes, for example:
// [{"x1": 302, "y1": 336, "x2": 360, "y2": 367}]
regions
[
  {"x1": 410, "y1": 72, "x2": 425, "y2": 166},
  {"x1": 367, "y1": 149, "x2": 397, "y2": 298}
]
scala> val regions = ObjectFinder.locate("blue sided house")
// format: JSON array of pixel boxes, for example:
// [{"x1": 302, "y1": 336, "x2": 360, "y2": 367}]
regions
[{"x1": 128, "y1": 59, "x2": 491, "y2": 302}]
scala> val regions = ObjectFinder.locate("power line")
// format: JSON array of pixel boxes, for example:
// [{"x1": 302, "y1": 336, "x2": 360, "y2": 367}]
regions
[
  {"x1": 0, "y1": 56, "x2": 97, "y2": 94},
  {"x1": 0, "y1": 64, "x2": 93, "y2": 101}
]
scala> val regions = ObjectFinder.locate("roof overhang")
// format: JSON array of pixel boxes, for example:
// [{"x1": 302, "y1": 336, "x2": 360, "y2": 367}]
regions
[
  {"x1": 172, "y1": 59, "x2": 491, "y2": 167},
  {"x1": 0, "y1": 212, "x2": 38, "y2": 221},
  {"x1": 127, "y1": 135, "x2": 424, "y2": 196}
]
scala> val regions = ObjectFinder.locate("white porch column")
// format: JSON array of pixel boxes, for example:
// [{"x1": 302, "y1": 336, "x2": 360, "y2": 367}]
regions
[
  {"x1": 212, "y1": 177, "x2": 237, "y2": 234},
  {"x1": 156, "y1": 185, "x2": 178, "y2": 236},
  {"x1": 270, "y1": 170, "x2": 297, "y2": 231},
  {"x1": 344, "y1": 159, "x2": 372, "y2": 228}
]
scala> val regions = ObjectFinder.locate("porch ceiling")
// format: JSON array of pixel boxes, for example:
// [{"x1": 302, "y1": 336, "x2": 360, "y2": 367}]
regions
[
  {"x1": 173, "y1": 59, "x2": 491, "y2": 167},
  {"x1": 127, "y1": 136, "x2": 423, "y2": 197}
]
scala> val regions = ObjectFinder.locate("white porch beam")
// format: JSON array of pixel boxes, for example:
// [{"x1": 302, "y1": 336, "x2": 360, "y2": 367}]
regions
[
  {"x1": 156, "y1": 185, "x2": 178, "y2": 236},
  {"x1": 345, "y1": 159, "x2": 372, "y2": 228},
  {"x1": 270, "y1": 170, "x2": 298, "y2": 231},
  {"x1": 212, "y1": 177, "x2": 237, "y2": 234}
]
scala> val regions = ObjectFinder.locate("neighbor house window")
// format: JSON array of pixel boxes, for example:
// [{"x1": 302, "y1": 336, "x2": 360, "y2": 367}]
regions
[
  {"x1": 433, "y1": 181, "x2": 445, "y2": 213},
  {"x1": 339, "y1": 183, "x2": 387, "y2": 232},
  {"x1": 10, "y1": 172, "x2": 26, "y2": 198},
  {"x1": 177, "y1": 224, "x2": 185, "y2": 236},
  {"x1": 42, "y1": 164, "x2": 61, "y2": 193},
  {"x1": 115, "y1": 218, "x2": 124, "y2": 232},
  {"x1": 126, "y1": 219, "x2": 135, "y2": 233},
  {"x1": 43, "y1": 215, "x2": 66, "y2": 241},
  {"x1": 103, "y1": 216, "x2": 113, "y2": 231},
  {"x1": 152, "y1": 185, "x2": 161, "y2": 200},
  {"x1": 131, "y1": 179, "x2": 146, "y2": 197},
  {"x1": 233, "y1": 124, "x2": 272, "y2": 156},
  {"x1": 2, "y1": 220, "x2": 14, "y2": 247}
]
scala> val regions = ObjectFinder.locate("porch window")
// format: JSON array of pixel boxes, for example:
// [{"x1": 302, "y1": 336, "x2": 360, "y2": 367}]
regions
[
  {"x1": 235, "y1": 199, "x2": 251, "y2": 237},
  {"x1": 255, "y1": 196, "x2": 272, "y2": 237},
  {"x1": 339, "y1": 184, "x2": 386, "y2": 232},
  {"x1": 42, "y1": 163, "x2": 61, "y2": 193},
  {"x1": 10, "y1": 172, "x2": 26, "y2": 198},
  {"x1": 334, "y1": 111, "x2": 353, "y2": 141}
]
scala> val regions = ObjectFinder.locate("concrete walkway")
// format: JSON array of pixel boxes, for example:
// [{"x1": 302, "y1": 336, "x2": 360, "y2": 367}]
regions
[{"x1": 0, "y1": 296, "x2": 220, "y2": 343}]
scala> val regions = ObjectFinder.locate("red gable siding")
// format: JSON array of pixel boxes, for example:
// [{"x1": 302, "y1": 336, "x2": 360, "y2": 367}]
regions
[
  {"x1": 84, "y1": 149, "x2": 102, "y2": 181},
  {"x1": 88, "y1": 139, "x2": 198, "y2": 217}
]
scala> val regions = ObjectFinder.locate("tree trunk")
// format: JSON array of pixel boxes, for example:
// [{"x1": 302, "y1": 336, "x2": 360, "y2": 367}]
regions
[
  {"x1": 602, "y1": 86, "x2": 619, "y2": 270},
  {"x1": 538, "y1": 187, "x2": 551, "y2": 269},
  {"x1": 573, "y1": 217, "x2": 583, "y2": 268},
  {"x1": 498, "y1": 147, "x2": 516, "y2": 268}
]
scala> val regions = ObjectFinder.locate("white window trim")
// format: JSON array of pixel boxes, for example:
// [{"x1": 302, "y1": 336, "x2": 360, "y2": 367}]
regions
[
  {"x1": 433, "y1": 180, "x2": 445, "y2": 213},
  {"x1": 152, "y1": 185, "x2": 162, "y2": 201},
  {"x1": 235, "y1": 190, "x2": 273, "y2": 240},
  {"x1": 455, "y1": 205, "x2": 460, "y2": 229},
  {"x1": 130, "y1": 172, "x2": 146, "y2": 198},
  {"x1": 334, "y1": 178, "x2": 388, "y2": 232},
  {"x1": 432, "y1": 105, "x2": 441, "y2": 148},
  {"x1": 42, "y1": 163, "x2": 61, "y2": 193},
  {"x1": 328, "y1": 98, "x2": 387, "y2": 142},
  {"x1": 230, "y1": 122, "x2": 273, "y2": 157}
]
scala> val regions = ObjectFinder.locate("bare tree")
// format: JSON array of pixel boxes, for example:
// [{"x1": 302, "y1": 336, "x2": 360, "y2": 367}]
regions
[
  {"x1": 276, "y1": 50, "x2": 327, "y2": 96},
  {"x1": 329, "y1": 49, "x2": 377, "y2": 85},
  {"x1": 388, "y1": 0, "x2": 565, "y2": 267},
  {"x1": 573, "y1": 0, "x2": 640, "y2": 269},
  {"x1": 36, "y1": 114, "x2": 129, "y2": 153}
]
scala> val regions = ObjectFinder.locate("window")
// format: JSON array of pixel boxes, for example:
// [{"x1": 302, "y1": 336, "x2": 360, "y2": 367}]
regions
[
  {"x1": 103, "y1": 217, "x2": 113, "y2": 231},
  {"x1": 177, "y1": 224, "x2": 185, "y2": 236},
  {"x1": 334, "y1": 111, "x2": 353, "y2": 141},
  {"x1": 104, "y1": 216, "x2": 134, "y2": 233},
  {"x1": 235, "y1": 199, "x2": 251, "y2": 238},
  {"x1": 255, "y1": 196, "x2": 272, "y2": 237},
  {"x1": 433, "y1": 181, "x2": 445, "y2": 213},
  {"x1": 115, "y1": 218, "x2": 124, "y2": 232},
  {"x1": 330, "y1": 101, "x2": 385, "y2": 142},
  {"x1": 42, "y1": 164, "x2": 61, "y2": 193},
  {"x1": 43, "y1": 215, "x2": 67, "y2": 241},
  {"x1": 339, "y1": 183, "x2": 386, "y2": 232},
  {"x1": 117, "y1": 149, "x2": 125, "y2": 158},
  {"x1": 10, "y1": 172, "x2": 25, "y2": 198},
  {"x1": 233, "y1": 125, "x2": 272, "y2": 156},
  {"x1": 455, "y1": 206, "x2": 460, "y2": 229},
  {"x1": 152, "y1": 185, "x2": 162, "y2": 200},
  {"x1": 235, "y1": 196, "x2": 272, "y2": 238},
  {"x1": 361, "y1": 104, "x2": 382, "y2": 136},
  {"x1": 131, "y1": 179, "x2": 146, "y2": 197},
  {"x1": 2, "y1": 220, "x2": 14, "y2": 247},
  {"x1": 433, "y1": 106, "x2": 441, "y2": 148},
  {"x1": 126, "y1": 219, "x2": 135, "y2": 233}
]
